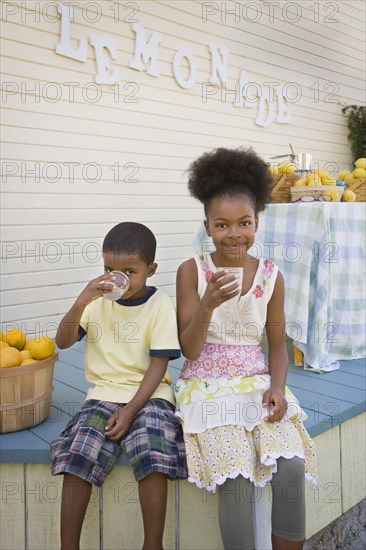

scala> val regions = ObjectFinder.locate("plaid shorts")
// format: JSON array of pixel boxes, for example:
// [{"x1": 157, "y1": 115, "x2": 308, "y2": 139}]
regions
[{"x1": 51, "y1": 399, "x2": 187, "y2": 487}]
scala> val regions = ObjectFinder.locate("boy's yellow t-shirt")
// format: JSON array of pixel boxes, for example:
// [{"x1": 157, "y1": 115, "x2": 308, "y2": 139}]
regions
[{"x1": 79, "y1": 287, "x2": 180, "y2": 405}]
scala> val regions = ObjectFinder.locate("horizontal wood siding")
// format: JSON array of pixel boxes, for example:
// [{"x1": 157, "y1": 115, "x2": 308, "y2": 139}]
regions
[{"x1": 1, "y1": 0, "x2": 365, "y2": 332}]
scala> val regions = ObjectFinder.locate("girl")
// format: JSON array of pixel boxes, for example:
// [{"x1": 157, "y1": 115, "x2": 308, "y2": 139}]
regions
[{"x1": 175, "y1": 147, "x2": 317, "y2": 550}]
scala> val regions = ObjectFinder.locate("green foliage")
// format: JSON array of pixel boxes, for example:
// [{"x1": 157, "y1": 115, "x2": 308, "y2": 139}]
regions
[{"x1": 342, "y1": 105, "x2": 366, "y2": 162}]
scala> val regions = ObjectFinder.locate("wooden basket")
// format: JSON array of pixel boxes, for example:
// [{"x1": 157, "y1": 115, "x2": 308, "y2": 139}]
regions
[
  {"x1": 271, "y1": 173, "x2": 299, "y2": 203},
  {"x1": 346, "y1": 178, "x2": 366, "y2": 202},
  {"x1": 0, "y1": 353, "x2": 58, "y2": 433},
  {"x1": 290, "y1": 186, "x2": 344, "y2": 203}
]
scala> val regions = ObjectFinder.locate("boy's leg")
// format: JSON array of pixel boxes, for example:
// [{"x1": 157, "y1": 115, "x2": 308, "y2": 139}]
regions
[
  {"x1": 138, "y1": 472, "x2": 168, "y2": 550},
  {"x1": 60, "y1": 473, "x2": 92, "y2": 550}
]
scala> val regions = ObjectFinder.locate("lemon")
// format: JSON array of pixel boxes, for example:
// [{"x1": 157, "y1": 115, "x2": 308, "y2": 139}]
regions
[
  {"x1": 293, "y1": 179, "x2": 306, "y2": 186},
  {"x1": 268, "y1": 165, "x2": 279, "y2": 174},
  {"x1": 305, "y1": 172, "x2": 315, "y2": 184},
  {"x1": 0, "y1": 346, "x2": 21, "y2": 368},
  {"x1": 312, "y1": 175, "x2": 322, "y2": 186},
  {"x1": 23, "y1": 338, "x2": 37, "y2": 351},
  {"x1": 322, "y1": 176, "x2": 337, "y2": 186},
  {"x1": 344, "y1": 173, "x2": 354, "y2": 183},
  {"x1": 31, "y1": 336, "x2": 55, "y2": 360},
  {"x1": 355, "y1": 158, "x2": 366, "y2": 170},
  {"x1": 0, "y1": 332, "x2": 3, "y2": 341},
  {"x1": 278, "y1": 161, "x2": 296, "y2": 174},
  {"x1": 0, "y1": 341, "x2": 9, "y2": 349},
  {"x1": 337, "y1": 170, "x2": 352, "y2": 181},
  {"x1": 341, "y1": 190, "x2": 356, "y2": 202},
  {"x1": 20, "y1": 350, "x2": 32, "y2": 361},
  {"x1": 324, "y1": 189, "x2": 339, "y2": 201},
  {"x1": 5, "y1": 328, "x2": 26, "y2": 350},
  {"x1": 352, "y1": 168, "x2": 366, "y2": 179},
  {"x1": 21, "y1": 358, "x2": 38, "y2": 366},
  {"x1": 314, "y1": 169, "x2": 328, "y2": 179}
]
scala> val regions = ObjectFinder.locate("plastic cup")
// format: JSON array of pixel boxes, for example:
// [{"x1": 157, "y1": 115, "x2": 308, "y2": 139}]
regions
[
  {"x1": 216, "y1": 267, "x2": 243, "y2": 304},
  {"x1": 101, "y1": 271, "x2": 129, "y2": 301}
]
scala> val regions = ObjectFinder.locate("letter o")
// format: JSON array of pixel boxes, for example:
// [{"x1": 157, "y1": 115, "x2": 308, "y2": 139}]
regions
[{"x1": 173, "y1": 49, "x2": 197, "y2": 89}]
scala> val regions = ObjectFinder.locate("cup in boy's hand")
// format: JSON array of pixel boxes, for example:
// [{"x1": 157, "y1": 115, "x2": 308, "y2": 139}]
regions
[
  {"x1": 101, "y1": 271, "x2": 129, "y2": 301},
  {"x1": 216, "y1": 267, "x2": 243, "y2": 304}
]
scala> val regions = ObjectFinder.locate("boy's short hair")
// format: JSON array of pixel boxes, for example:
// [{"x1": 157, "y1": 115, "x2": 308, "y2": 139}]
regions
[{"x1": 102, "y1": 222, "x2": 156, "y2": 264}]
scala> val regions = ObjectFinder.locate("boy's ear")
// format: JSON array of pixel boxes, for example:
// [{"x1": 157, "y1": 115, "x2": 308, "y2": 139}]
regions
[
  {"x1": 255, "y1": 216, "x2": 259, "y2": 232},
  {"x1": 147, "y1": 262, "x2": 157, "y2": 277},
  {"x1": 204, "y1": 219, "x2": 211, "y2": 236}
]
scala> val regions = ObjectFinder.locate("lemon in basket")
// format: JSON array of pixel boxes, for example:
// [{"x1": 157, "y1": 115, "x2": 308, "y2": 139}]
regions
[
  {"x1": 305, "y1": 172, "x2": 315, "y2": 184},
  {"x1": 322, "y1": 176, "x2": 337, "y2": 186},
  {"x1": 355, "y1": 158, "x2": 366, "y2": 170},
  {"x1": 278, "y1": 161, "x2": 296, "y2": 174},
  {"x1": 0, "y1": 347, "x2": 21, "y2": 368},
  {"x1": 5, "y1": 329, "x2": 26, "y2": 350},
  {"x1": 314, "y1": 169, "x2": 328, "y2": 179},
  {"x1": 352, "y1": 168, "x2": 366, "y2": 179},
  {"x1": 294, "y1": 179, "x2": 306, "y2": 186},
  {"x1": 337, "y1": 170, "x2": 352, "y2": 181},
  {"x1": 30, "y1": 336, "x2": 55, "y2": 360}
]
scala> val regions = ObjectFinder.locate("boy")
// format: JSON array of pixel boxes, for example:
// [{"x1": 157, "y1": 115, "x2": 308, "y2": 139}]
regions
[{"x1": 51, "y1": 222, "x2": 187, "y2": 550}]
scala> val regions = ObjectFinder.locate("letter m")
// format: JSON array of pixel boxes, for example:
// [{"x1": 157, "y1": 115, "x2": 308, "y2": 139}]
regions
[{"x1": 128, "y1": 23, "x2": 162, "y2": 77}]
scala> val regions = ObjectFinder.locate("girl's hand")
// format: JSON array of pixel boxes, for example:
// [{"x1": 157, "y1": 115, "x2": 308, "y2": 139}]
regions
[
  {"x1": 75, "y1": 273, "x2": 116, "y2": 307},
  {"x1": 104, "y1": 404, "x2": 138, "y2": 441},
  {"x1": 201, "y1": 270, "x2": 241, "y2": 311},
  {"x1": 262, "y1": 386, "x2": 288, "y2": 423}
]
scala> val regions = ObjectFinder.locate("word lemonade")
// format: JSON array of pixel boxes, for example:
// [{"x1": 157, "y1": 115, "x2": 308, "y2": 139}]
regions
[{"x1": 55, "y1": 4, "x2": 292, "y2": 128}]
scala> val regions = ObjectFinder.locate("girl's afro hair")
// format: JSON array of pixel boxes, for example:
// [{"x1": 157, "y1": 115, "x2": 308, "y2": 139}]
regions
[{"x1": 187, "y1": 147, "x2": 272, "y2": 213}]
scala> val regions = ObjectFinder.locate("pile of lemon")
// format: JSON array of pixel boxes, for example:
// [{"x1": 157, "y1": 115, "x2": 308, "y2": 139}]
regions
[{"x1": 0, "y1": 329, "x2": 55, "y2": 369}]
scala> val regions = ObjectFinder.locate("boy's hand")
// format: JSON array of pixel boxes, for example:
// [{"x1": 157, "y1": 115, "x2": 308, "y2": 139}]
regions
[
  {"x1": 201, "y1": 270, "x2": 241, "y2": 311},
  {"x1": 76, "y1": 273, "x2": 116, "y2": 307},
  {"x1": 104, "y1": 403, "x2": 138, "y2": 441},
  {"x1": 262, "y1": 386, "x2": 288, "y2": 423}
]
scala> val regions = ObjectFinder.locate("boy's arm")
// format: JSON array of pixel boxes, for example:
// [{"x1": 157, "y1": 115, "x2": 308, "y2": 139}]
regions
[
  {"x1": 104, "y1": 356, "x2": 169, "y2": 441},
  {"x1": 56, "y1": 273, "x2": 115, "y2": 349},
  {"x1": 263, "y1": 271, "x2": 288, "y2": 423}
]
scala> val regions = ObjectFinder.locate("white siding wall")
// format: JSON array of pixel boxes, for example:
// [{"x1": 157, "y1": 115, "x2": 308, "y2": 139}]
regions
[{"x1": 1, "y1": 0, "x2": 365, "y2": 335}]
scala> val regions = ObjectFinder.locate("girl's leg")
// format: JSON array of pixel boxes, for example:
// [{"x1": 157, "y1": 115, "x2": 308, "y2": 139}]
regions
[
  {"x1": 60, "y1": 473, "x2": 92, "y2": 550},
  {"x1": 138, "y1": 472, "x2": 167, "y2": 550},
  {"x1": 271, "y1": 457, "x2": 306, "y2": 550},
  {"x1": 218, "y1": 476, "x2": 255, "y2": 550}
]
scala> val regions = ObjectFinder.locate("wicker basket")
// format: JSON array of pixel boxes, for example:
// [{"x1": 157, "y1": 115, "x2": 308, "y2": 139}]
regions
[
  {"x1": 290, "y1": 186, "x2": 344, "y2": 203},
  {"x1": 0, "y1": 353, "x2": 57, "y2": 433},
  {"x1": 346, "y1": 178, "x2": 366, "y2": 202},
  {"x1": 271, "y1": 173, "x2": 299, "y2": 203}
]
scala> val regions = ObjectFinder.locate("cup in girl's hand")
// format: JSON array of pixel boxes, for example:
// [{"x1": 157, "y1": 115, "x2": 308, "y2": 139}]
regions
[
  {"x1": 216, "y1": 267, "x2": 243, "y2": 304},
  {"x1": 101, "y1": 271, "x2": 129, "y2": 301}
]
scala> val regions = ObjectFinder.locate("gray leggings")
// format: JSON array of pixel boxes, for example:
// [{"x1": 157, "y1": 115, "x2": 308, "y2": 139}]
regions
[{"x1": 218, "y1": 457, "x2": 305, "y2": 550}]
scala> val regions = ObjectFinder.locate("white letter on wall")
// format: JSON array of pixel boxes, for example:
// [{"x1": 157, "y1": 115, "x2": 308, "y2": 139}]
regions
[
  {"x1": 89, "y1": 36, "x2": 120, "y2": 84},
  {"x1": 208, "y1": 44, "x2": 229, "y2": 85},
  {"x1": 234, "y1": 70, "x2": 253, "y2": 108},
  {"x1": 255, "y1": 90, "x2": 275, "y2": 127},
  {"x1": 276, "y1": 90, "x2": 291, "y2": 123},
  {"x1": 56, "y1": 4, "x2": 87, "y2": 62},
  {"x1": 173, "y1": 49, "x2": 197, "y2": 89},
  {"x1": 128, "y1": 23, "x2": 162, "y2": 77}
]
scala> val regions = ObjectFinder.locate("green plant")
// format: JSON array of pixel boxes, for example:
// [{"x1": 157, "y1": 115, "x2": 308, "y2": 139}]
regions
[{"x1": 342, "y1": 105, "x2": 366, "y2": 162}]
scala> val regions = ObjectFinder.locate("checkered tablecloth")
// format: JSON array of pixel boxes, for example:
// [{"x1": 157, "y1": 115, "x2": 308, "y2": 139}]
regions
[{"x1": 255, "y1": 202, "x2": 366, "y2": 371}]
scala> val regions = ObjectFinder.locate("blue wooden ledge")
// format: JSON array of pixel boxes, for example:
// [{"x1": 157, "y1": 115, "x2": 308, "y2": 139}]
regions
[{"x1": 1, "y1": 339, "x2": 365, "y2": 463}]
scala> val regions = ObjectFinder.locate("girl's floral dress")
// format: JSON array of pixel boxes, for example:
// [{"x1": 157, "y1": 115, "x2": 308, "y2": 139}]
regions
[{"x1": 175, "y1": 254, "x2": 318, "y2": 491}]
